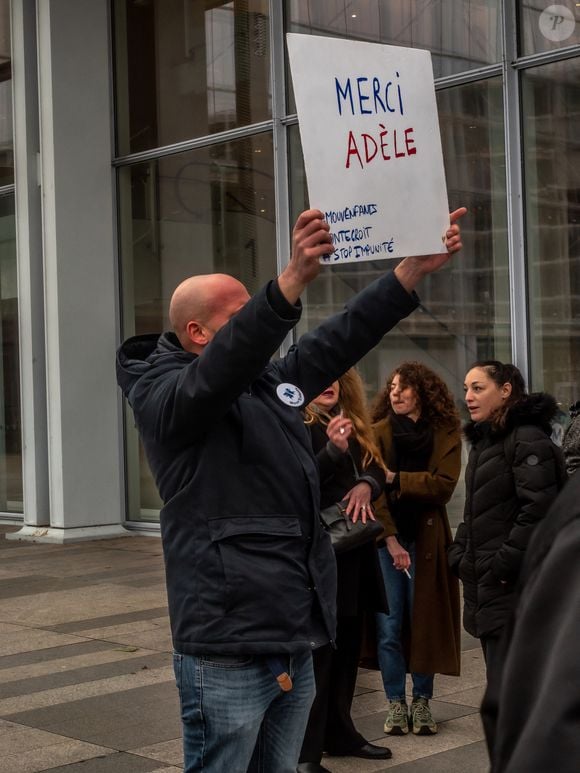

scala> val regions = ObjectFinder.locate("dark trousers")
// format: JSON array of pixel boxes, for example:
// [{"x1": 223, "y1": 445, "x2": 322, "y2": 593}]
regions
[
  {"x1": 481, "y1": 634, "x2": 505, "y2": 687},
  {"x1": 480, "y1": 629, "x2": 510, "y2": 760},
  {"x1": 299, "y1": 615, "x2": 366, "y2": 763}
]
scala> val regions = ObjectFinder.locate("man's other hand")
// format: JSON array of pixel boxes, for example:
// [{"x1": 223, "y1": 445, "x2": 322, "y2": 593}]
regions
[{"x1": 394, "y1": 207, "x2": 468, "y2": 294}]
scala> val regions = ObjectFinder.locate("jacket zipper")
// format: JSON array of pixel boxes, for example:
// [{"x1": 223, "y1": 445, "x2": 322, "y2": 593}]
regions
[{"x1": 467, "y1": 443, "x2": 481, "y2": 637}]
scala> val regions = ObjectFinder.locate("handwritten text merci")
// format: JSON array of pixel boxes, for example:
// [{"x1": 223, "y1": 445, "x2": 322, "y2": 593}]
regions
[{"x1": 335, "y1": 73, "x2": 417, "y2": 169}]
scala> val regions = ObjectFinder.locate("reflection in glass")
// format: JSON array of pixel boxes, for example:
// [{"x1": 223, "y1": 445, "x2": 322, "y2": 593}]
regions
[
  {"x1": 285, "y1": 0, "x2": 501, "y2": 84},
  {"x1": 0, "y1": 194, "x2": 22, "y2": 513},
  {"x1": 114, "y1": 0, "x2": 271, "y2": 155},
  {"x1": 519, "y1": 0, "x2": 580, "y2": 56},
  {"x1": 0, "y1": 0, "x2": 13, "y2": 186},
  {"x1": 290, "y1": 78, "x2": 509, "y2": 525},
  {"x1": 523, "y1": 59, "x2": 580, "y2": 406},
  {"x1": 119, "y1": 134, "x2": 276, "y2": 518}
]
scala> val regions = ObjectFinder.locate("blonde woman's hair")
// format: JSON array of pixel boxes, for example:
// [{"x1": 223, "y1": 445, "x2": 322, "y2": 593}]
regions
[{"x1": 305, "y1": 368, "x2": 386, "y2": 472}]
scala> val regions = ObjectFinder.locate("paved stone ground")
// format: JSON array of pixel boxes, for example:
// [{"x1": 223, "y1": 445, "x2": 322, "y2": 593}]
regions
[{"x1": 0, "y1": 525, "x2": 489, "y2": 772}]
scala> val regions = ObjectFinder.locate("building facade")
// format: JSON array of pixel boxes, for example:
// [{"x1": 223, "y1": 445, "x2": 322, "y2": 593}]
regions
[{"x1": 4, "y1": 0, "x2": 580, "y2": 538}]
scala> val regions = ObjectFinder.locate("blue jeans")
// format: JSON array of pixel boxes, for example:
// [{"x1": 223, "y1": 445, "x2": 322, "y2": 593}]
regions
[
  {"x1": 173, "y1": 651, "x2": 315, "y2": 772},
  {"x1": 375, "y1": 541, "x2": 434, "y2": 701}
]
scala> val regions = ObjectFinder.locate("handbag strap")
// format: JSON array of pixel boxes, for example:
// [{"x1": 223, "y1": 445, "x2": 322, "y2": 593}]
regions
[{"x1": 346, "y1": 447, "x2": 361, "y2": 480}]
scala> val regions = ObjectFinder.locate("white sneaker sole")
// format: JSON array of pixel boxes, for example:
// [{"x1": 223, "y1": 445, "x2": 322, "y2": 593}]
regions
[
  {"x1": 384, "y1": 723, "x2": 409, "y2": 735},
  {"x1": 412, "y1": 724, "x2": 438, "y2": 735}
]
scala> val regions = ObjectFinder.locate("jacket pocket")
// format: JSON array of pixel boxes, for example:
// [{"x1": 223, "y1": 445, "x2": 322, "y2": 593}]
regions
[
  {"x1": 208, "y1": 515, "x2": 301, "y2": 541},
  {"x1": 207, "y1": 515, "x2": 309, "y2": 626}
]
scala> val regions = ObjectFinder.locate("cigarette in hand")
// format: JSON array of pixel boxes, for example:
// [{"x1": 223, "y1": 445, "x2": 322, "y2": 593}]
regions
[{"x1": 403, "y1": 568, "x2": 412, "y2": 579}]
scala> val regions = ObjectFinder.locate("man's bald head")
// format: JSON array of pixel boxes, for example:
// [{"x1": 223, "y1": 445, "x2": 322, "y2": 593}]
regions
[{"x1": 169, "y1": 274, "x2": 250, "y2": 353}]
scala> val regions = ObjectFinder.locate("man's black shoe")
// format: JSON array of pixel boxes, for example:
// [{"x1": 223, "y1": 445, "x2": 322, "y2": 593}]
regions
[
  {"x1": 296, "y1": 763, "x2": 331, "y2": 773},
  {"x1": 332, "y1": 742, "x2": 393, "y2": 760}
]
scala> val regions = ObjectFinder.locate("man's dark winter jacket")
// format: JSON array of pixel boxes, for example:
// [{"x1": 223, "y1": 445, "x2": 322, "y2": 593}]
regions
[
  {"x1": 448, "y1": 393, "x2": 564, "y2": 639},
  {"x1": 480, "y1": 473, "x2": 577, "y2": 772},
  {"x1": 116, "y1": 272, "x2": 417, "y2": 656}
]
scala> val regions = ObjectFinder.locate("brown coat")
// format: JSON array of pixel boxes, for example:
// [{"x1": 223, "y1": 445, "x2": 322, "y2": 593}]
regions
[{"x1": 373, "y1": 417, "x2": 462, "y2": 676}]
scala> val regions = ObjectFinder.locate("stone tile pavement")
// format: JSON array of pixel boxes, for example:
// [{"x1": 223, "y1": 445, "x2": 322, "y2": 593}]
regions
[{"x1": 0, "y1": 525, "x2": 490, "y2": 772}]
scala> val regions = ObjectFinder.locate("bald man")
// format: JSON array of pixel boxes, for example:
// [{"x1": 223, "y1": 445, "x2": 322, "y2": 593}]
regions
[{"x1": 116, "y1": 208, "x2": 465, "y2": 773}]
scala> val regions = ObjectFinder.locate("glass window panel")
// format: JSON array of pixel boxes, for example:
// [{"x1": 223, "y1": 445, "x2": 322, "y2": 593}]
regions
[
  {"x1": 285, "y1": 0, "x2": 502, "y2": 94},
  {"x1": 0, "y1": 0, "x2": 13, "y2": 186},
  {"x1": 0, "y1": 193, "x2": 22, "y2": 513},
  {"x1": 114, "y1": 0, "x2": 272, "y2": 156},
  {"x1": 119, "y1": 134, "x2": 276, "y2": 519},
  {"x1": 523, "y1": 59, "x2": 580, "y2": 409},
  {"x1": 290, "y1": 77, "x2": 509, "y2": 527},
  {"x1": 519, "y1": 1, "x2": 580, "y2": 56}
]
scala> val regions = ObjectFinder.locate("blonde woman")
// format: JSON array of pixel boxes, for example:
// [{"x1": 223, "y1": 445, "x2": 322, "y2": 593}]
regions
[{"x1": 298, "y1": 368, "x2": 391, "y2": 772}]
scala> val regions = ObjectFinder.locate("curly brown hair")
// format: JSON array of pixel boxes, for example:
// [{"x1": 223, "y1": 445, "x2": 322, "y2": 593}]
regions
[
  {"x1": 304, "y1": 368, "x2": 386, "y2": 472},
  {"x1": 371, "y1": 361, "x2": 460, "y2": 429}
]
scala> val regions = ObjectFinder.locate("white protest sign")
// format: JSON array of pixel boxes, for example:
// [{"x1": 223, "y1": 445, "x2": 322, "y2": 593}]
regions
[{"x1": 286, "y1": 34, "x2": 449, "y2": 264}]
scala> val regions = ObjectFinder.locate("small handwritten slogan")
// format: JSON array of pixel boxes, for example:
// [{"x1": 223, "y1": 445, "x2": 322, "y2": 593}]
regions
[{"x1": 286, "y1": 34, "x2": 449, "y2": 264}]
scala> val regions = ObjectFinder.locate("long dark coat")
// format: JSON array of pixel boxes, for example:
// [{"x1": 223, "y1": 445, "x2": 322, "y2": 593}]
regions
[
  {"x1": 373, "y1": 418, "x2": 462, "y2": 676},
  {"x1": 481, "y1": 473, "x2": 578, "y2": 773},
  {"x1": 448, "y1": 393, "x2": 564, "y2": 639}
]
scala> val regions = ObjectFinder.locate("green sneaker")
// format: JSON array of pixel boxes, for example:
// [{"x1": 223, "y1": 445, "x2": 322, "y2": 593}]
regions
[
  {"x1": 384, "y1": 700, "x2": 409, "y2": 735},
  {"x1": 410, "y1": 697, "x2": 438, "y2": 735}
]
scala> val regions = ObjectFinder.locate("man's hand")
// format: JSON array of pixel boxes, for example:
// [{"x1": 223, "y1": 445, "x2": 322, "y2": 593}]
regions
[
  {"x1": 278, "y1": 209, "x2": 333, "y2": 304},
  {"x1": 394, "y1": 207, "x2": 468, "y2": 294}
]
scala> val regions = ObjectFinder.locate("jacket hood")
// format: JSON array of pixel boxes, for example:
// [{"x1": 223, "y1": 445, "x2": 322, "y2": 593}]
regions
[
  {"x1": 116, "y1": 332, "x2": 193, "y2": 401},
  {"x1": 464, "y1": 392, "x2": 558, "y2": 444}
]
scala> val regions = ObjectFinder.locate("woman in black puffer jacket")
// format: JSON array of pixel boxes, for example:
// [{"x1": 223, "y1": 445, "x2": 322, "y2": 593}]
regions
[{"x1": 448, "y1": 360, "x2": 565, "y2": 682}]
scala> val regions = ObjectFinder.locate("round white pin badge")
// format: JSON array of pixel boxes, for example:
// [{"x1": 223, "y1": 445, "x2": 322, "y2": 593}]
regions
[{"x1": 276, "y1": 383, "x2": 305, "y2": 407}]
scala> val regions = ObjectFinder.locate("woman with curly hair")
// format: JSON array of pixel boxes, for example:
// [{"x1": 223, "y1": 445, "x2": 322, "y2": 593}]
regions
[
  {"x1": 372, "y1": 361, "x2": 462, "y2": 737},
  {"x1": 298, "y1": 367, "x2": 392, "y2": 772}
]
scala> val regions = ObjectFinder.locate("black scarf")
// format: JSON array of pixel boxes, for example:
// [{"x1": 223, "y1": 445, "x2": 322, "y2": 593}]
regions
[{"x1": 388, "y1": 413, "x2": 434, "y2": 540}]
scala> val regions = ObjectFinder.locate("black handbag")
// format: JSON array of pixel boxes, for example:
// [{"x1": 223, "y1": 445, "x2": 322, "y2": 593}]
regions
[
  {"x1": 319, "y1": 500, "x2": 384, "y2": 554},
  {"x1": 319, "y1": 451, "x2": 384, "y2": 554}
]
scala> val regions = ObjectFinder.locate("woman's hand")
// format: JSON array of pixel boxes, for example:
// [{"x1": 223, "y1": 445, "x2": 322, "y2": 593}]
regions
[
  {"x1": 386, "y1": 535, "x2": 411, "y2": 571},
  {"x1": 326, "y1": 414, "x2": 352, "y2": 452},
  {"x1": 343, "y1": 481, "x2": 374, "y2": 523}
]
